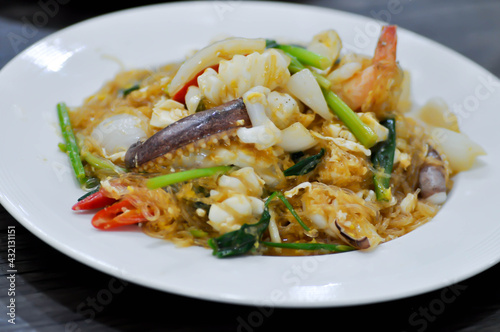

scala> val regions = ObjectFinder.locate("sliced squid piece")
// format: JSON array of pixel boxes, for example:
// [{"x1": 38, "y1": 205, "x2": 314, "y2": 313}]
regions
[
  {"x1": 91, "y1": 114, "x2": 148, "y2": 156},
  {"x1": 413, "y1": 98, "x2": 460, "y2": 132},
  {"x1": 266, "y1": 91, "x2": 301, "y2": 130},
  {"x1": 208, "y1": 168, "x2": 265, "y2": 234},
  {"x1": 307, "y1": 30, "x2": 342, "y2": 67},
  {"x1": 230, "y1": 167, "x2": 265, "y2": 197},
  {"x1": 430, "y1": 127, "x2": 486, "y2": 173},
  {"x1": 327, "y1": 61, "x2": 363, "y2": 85},
  {"x1": 236, "y1": 89, "x2": 282, "y2": 150},
  {"x1": 168, "y1": 37, "x2": 266, "y2": 97},
  {"x1": 400, "y1": 192, "x2": 418, "y2": 214},
  {"x1": 198, "y1": 49, "x2": 290, "y2": 105},
  {"x1": 278, "y1": 122, "x2": 317, "y2": 153},
  {"x1": 286, "y1": 69, "x2": 333, "y2": 121},
  {"x1": 358, "y1": 112, "x2": 389, "y2": 143},
  {"x1": 184, "y1": 86, "x2": 203, "y2": 114},
  {"x1": 150, "y1": 98, "x2": 189, "y2": 128}
]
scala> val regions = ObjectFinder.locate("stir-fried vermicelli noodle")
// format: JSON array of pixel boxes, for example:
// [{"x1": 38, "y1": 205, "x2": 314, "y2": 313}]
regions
[{"x1": 60, "y1": 25, "x2": 485, "y2": 257}]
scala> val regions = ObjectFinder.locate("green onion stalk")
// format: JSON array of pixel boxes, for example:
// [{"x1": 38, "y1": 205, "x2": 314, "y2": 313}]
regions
[
  {"x1": 322, "y1": 88, "x2": 378, "y2": 148},
  {"x1": 261, "y1": 241, "x2": 354, "y2": 253},
  {"x1": 146, "y1": 166, "x2": 235, "y2": 189},
  {"x1": 82, "y1": 152, "x2": 126, "y2": 175},
  {"x1": 266, "y1": 39, "x2": 332, "y2": 89},
  {"x1": 266, "y1": 40, "x2": 332, "y2": 70},
  {"x1": 286, "y1": 53, "x2": 332, "y2": 89},
  {"x1": 57, "y1": 102, "x2": 88, "y2": 187}
]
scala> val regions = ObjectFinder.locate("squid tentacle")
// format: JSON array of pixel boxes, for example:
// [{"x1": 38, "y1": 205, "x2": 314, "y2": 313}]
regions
[{"x1": 125, "y1": 98, "x2": 250, "y2": 170}]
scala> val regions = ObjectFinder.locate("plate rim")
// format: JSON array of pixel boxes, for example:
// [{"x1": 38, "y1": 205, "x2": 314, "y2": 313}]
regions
[{"x1": 0, "y1": 0, "x2": 499, "y2": 308}]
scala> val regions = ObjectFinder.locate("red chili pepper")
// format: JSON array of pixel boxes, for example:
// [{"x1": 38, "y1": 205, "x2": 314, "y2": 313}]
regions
[
  {"x1": 171, "y1": 64, "x2": 219, "y2": 104},
  {"x1": 91, "y1": 199, "x2": 147, "y2": 230},
  {"x1": 72, "y1": 189, "x2": 117, "y2": 211}
]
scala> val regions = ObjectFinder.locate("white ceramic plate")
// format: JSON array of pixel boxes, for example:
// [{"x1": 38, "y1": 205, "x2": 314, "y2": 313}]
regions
[{"x1": 0, "y1": 1, "x2": 499, "y2": 307}]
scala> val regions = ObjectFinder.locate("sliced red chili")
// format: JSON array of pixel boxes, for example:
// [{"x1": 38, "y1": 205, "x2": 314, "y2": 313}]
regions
[
  {"x1": 91, "y1": 199, "x2": 146, "y2": 230},
  {"x1": 72, "y1": 189, "x2": 117, "y2": 211}
]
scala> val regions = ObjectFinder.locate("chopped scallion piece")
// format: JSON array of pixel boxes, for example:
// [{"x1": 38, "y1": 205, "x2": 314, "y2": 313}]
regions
[
  {"x1": 190, "y1": 229, "x2": 208, "y2": 238},
  {"x1": 121, "y1": 84, "x2": 140, "y2": 97},
  {"x1": 58, "y1": 142, "x2": 67, "y2": 153},
  {"x1": 322, "y1": 88, "x2": 378, "y2": 148},
  {"x1": 286, "y1": 53, "x2": 331, "y2": 89},
  {"x1": 83, "y1": 177, "x2": 100, "y2": 191},
  {"x1": 146, "y1": 166, "x2": 234, "y2": 190},
  {"x1": 266, "y1": 39, "x2": 331, "y2": 70},
  {"x1": 77, "y1": 186, "x2": 100, "y2": 201},
  {"x1": 269, "y1": 191, "x2": 310, "y2": 232},
  {"x1": 83, "y1": 152, "x2": 126, "y2": 175},
  {"x1": 261, "y1": 241, "x2": 355, "y2": 252}
]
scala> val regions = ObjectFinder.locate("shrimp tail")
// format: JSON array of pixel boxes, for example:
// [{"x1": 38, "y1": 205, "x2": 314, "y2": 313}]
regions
[
  {"x1": 374, "y1": 25, "x2": 397, "y2": 63},
  {"x1": 331, "y1": 25, "x2": 402, "y2": 114}
]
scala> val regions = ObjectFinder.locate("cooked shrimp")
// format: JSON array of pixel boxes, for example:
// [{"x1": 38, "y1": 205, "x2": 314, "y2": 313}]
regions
[{"x1": 331, "y1": 25, "x2": 403, "y2": 116}]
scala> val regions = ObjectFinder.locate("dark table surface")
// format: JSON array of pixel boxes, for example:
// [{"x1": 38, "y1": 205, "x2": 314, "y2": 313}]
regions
[{"x1": 1, "y1": 0, "x2": 499, "y2": 331}]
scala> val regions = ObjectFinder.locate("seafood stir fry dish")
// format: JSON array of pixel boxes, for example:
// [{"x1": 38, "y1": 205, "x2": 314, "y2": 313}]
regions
[{"x1": 58, "y1": 26, "x2": 485, "y2": 257}]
